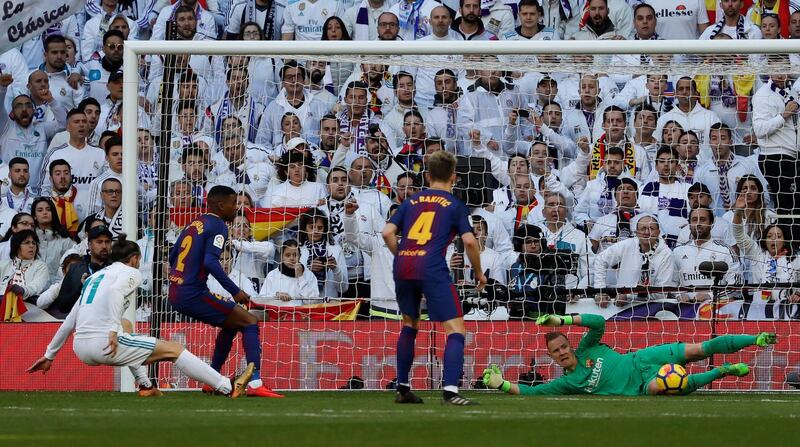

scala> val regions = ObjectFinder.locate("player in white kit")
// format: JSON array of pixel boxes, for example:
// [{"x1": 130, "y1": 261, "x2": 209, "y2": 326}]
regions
[{"x1": 27, "y1": 234, "x2": 254, "y2": 399}]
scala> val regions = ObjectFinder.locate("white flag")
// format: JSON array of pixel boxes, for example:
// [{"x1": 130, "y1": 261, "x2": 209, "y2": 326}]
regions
[{"x1": 0, "y1": 0, "x2": 84, "y2": 54}]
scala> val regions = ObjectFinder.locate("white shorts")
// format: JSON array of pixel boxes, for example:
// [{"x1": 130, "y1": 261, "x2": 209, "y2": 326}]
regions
[{"x1": 73, "y1": 334, "x2": 157, "y2": 368}]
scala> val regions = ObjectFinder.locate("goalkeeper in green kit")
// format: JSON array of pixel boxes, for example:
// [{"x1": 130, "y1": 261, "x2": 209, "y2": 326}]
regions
[{"x1": 483, "y1": 314, "x2": 777, "y2": 396}]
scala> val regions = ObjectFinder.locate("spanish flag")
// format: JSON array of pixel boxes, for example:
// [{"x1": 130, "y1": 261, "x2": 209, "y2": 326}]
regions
[
  {"x1": 170, "y1": 207, "x2": 309, "y2": 241},
  {"x1": 1, "y1": 288, "x2": 26, "y2": 322},
  {"x1": 251, "y1": 300, "x2": 363, "y2": 321}
]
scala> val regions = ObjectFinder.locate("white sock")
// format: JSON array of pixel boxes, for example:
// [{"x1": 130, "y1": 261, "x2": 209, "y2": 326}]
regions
[
  {"x1": 129, "y1": 366, "x2": 153, "y2": 388},
  {"x1": 174, "y1": 350, "x2": 231, "y2": 394},
  {"x1": 248, "y1": 378, "x2": 262, "y2": 388},
  {"x1": 443, "y1": 385, "x2": 459, "y2": 393}
]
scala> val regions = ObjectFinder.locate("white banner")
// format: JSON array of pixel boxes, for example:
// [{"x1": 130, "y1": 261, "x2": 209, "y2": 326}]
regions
[{"x1": 1, "y1": 0, "x2": 84, "y2": 54}]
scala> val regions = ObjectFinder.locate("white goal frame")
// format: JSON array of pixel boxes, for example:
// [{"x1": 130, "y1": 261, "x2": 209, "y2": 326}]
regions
[{"x1": 119, "y1": 39, "x2": 800, "y2": 392}]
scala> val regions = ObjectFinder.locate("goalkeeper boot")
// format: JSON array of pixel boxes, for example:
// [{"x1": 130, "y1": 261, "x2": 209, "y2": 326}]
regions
[
  {"x1": 756, "y1": 332, "x2": 777, "y2": 347},
  {"x1": 441, "y1": 392, "x2": 477, "y2": 406},
  {"x1": 246, "y1": 384, "x2": 285, "y2": 398},
  {"x1": 395, "y1": 390, "x2": 424, "y2": 404},
  {"x1": 138, "y1": 385, "x2": 163, "y2": 397},
  {"x1": 717, "y1": 362, "x2": 750, "y2": 377},
  {"x1": 230, "y1": 362, "x2": 255, "y2": 399}
]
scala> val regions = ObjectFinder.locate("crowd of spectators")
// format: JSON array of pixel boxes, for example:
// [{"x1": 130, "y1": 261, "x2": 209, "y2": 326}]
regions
[{"x1": 2, "y1": 0, "x2": 800, "y2": 322}]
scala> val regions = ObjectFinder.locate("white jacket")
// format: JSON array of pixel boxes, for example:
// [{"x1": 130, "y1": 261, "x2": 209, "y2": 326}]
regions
[
  {"x1": 694, "y1": 155, "x2": 770, "y2": 216},
  {"x1": 594, "y1": 237, "x2": 675, "y2": 292},
  {"x1": 34, "y1": 229, "x2": 76, "y2": 285},
  {"x1": 732, "y1": 221, "x2": 800, "y2": 285},
  {"x1": 752, "y1": 80, "x2": 800, "y2": 157},
  {"x1": 255, "y1": 88, "x2": 329, "y2": 147},
  {"x1": 574, "y1": 172, "x2": 638, "y2": 226},
  {"x1": 0, "y1": 258, "x2": 50, "y2": 300},
  {"x1": 655, "y1": 102, "x2": 722, "y2": 148},
  {"x1": 257, "y1": 266, "x2": 321, "y2": 307},
  {"x1": 534, "y1": 222, "x2": 592, "y2": 287},
  {"x1": 208, "y1": 268, "x2": 258, "y2": 299},
  {"x1": 343, "y1": 211, "x2": 396, "y2": 312},
  {"x1": 299, "y1": 243, "x2": 348, "y2": 298},
  {"x1": 457, "y1": 82, "x2": 523, "y2": 150}
]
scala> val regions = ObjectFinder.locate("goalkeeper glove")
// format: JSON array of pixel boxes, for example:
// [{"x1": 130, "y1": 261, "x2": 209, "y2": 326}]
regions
[
  {"x1": 535, "y1": 314, "x2": 573, "y2": 327},
  {"x1": 482, "y1": 364, "x2": 511, "y2": 393}
]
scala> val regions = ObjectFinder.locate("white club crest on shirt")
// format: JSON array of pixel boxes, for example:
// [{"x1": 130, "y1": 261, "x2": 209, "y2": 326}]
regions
[
  {"x1": 60, "y1": 88, "x2": 67, "y2": 97},
  {"x1": 321, "y1": 8, "x2": 327, "y2": 16},
  {"x1": 213, "y1": 234, "x2": 225, "y2": 249},
  {"x1": 299, "y1": 2, "x2": 305, "y2": 11}
]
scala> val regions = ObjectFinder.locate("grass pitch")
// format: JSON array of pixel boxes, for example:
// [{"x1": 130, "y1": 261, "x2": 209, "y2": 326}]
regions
[{"x1": 1, "y1": 391, "x2": 799, "y2": 447}]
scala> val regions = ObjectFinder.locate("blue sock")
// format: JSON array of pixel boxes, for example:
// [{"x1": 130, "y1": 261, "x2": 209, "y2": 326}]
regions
[
  {"x1": 241, "y1": 324, "x2": 262, "y2": 380},
  {"x1": 210, "y1": 328, "x2": 236, "y2": 372},
  {"x1": 443, "y1": 333, "x2": 465, "y2": 388},
  {"x1": 396, "y1": 326, "x2": 418, "y2": 385}
]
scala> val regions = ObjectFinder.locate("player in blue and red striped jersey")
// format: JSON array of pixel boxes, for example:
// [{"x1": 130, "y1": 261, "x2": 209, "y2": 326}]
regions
[
  {"x1": 168, "y1": 185, "x2": 282, "y2": 398},
  {"x1": 382, "y1": 151, "x2": 487, "y2": 406}
]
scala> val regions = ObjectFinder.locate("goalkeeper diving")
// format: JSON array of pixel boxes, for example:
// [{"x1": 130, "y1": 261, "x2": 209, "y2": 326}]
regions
[{"x1": 482, "y1": 314, "x2": 777, "y2": 395}]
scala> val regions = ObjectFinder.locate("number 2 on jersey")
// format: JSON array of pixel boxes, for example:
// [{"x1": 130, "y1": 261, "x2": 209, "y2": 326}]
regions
[
  {"x1": 176, "y1": 236, "x2": 193, "y2": 272},
  {"x1": 408, "y1": 211, "x2": 435, "y2": 245}
]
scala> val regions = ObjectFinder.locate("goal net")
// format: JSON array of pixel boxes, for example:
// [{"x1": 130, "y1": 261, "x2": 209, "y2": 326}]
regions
[{"x1": 122, "y1": 40, "x2": 800, "y2": 392}]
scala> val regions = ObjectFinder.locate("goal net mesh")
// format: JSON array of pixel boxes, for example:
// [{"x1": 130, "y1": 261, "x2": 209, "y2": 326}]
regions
[{"x1": 132, "y1": 48, "x2": 800, "y2": 392}]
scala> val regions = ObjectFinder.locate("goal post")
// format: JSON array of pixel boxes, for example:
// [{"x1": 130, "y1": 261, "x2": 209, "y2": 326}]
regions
[{"x1": 121, "y1": 39, "x2": 800, "y2": 393}]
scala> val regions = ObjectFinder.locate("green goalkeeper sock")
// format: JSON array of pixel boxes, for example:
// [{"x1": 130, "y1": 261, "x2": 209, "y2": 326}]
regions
[
  {"x1": 681, "y1": 369, "x2": 723, "y2": 395},
  {"x1": 700, "y1": 335, "x2": 757, "y2": 356}
]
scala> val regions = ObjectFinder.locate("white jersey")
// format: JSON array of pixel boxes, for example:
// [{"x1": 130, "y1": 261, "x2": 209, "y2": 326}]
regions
[
  {"x1": 646, "y1": 0, "x2": 709, "y2": 40},
  {"x1": 282, "y1": 0, "x2": 345, "y2": 40},
  {"x1": 638, "y1": 180, "x2": 690, "y2": 238},
  {"x1": 40, "y1": 143, "x2": 106, "y2": 220},
  {"x1": 45, "y1": 263, "x2": 143, "y2": 359},
  {"x1": 672, "y1": 238, "x2": 741, "y2": 288}
]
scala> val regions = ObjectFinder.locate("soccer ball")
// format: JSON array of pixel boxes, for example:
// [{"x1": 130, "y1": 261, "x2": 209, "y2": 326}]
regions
[{"x1": 655, "y1": 363, "x2": 688, "y2": 395}]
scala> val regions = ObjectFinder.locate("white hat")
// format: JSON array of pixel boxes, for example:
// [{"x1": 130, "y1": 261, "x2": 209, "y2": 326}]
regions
[{"x1": 286, "y1": 137, "x2": 308, "y2": 151}]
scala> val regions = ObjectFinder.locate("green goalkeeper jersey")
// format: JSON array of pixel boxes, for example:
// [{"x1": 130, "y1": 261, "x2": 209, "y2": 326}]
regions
[{"x1": 518, "y1": 315, "x2": 646, "y2": 396}]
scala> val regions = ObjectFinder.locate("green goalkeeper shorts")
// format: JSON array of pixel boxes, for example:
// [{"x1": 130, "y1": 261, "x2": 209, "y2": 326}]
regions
[{"x1": 632, "y1": 342, "x2": 687, "y2": 394}]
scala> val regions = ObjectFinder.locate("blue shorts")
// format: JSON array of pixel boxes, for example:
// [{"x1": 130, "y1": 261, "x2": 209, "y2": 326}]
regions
[
  {"x1": 168, "y1": 284, "x2": 237, "y2": 327},
  {"x1": 395, "y1": 279, "x2": 462, "y2": 322}
]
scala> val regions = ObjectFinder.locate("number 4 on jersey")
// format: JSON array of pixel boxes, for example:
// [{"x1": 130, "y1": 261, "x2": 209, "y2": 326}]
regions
[{"x1": 408, "y1": 211, "x2": 435, "y2": 245}]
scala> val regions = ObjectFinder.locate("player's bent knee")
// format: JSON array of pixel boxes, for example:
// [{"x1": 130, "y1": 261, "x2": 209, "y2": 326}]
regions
[
  {"x1": 401, "y1": 315, "x2": 420, "y2": 329},
  {"x1": 684, "y1": 343, "x2": 705, "y2": 361},
  {"x1": 441, "y1": 317, "x2": 466, "y2": 336},
  {"x1": 148, "y1": 340, "x2": 185, "y2": 363}
]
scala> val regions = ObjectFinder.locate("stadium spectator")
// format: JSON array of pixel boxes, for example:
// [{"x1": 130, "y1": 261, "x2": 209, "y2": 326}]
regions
[
  {"x1": 594, "y1": 214, "x2": 675, "y2": 307},
  {"x1": 388, "y1": 0, "x2": 442, "y2": 41},
  {"x1": 427, "y1": 69, "x2": 463, "y2": 153},
  {"x1": 207, "y1": 246, "x2": 259, "y2": 300},
  {"x1": 676, "y1": 130, "x2": 702, "y2": 183},
  {"x1": 94, "y1": 178, "x2": 124, "y2": 238},
  {"x1": 40, "y1": 35, "x2": 84, "y2": 115},
  {"x1": 383, "y1": 73, "x2": 430, "y2": 150},
  {"x1": 752, "y1": 55, "x2": 800, "y2": 220},
  {"x1": 224, "y1": 0, "x2": 286, "y2": 40},
  {"x1": 260, "y1": 149, "x2": 326, "y2": 208},
  {"x1": 694, "y1": 123, "x2": 768, "y2": 216},
  {"x1": 298, "y1": 211, "x2": 348, "y2": 297},
  {"x1": 40, "y1": 109, "x2": 106, "y2": 220},
  {"x1": 2, "y1": 158, "x2": 35, "y2": 213},
  {"x1": 655, "y1": 77, "x2": 722, "y2": 148},
  {"x1": 46, "y1": 160, "x2": 80, "y2": 238},
  {"x1": 257, "y1": 60, "x2": 328, "y2": 147},
  {"x1": 676, "y1": 182, "x2": 735, "y2": 247},
  {"x1": 1, "y1": 230, "x2": 50, "y2": 322},
  {"x1": 31, "y1": 198, "x2": 76, "y2": 284},
  {"x1": 575, "y1": 146, "x2": 637, "y2": 231},
  {"x1": 347, "y1": 155, "x2": 393, "y2": 217},
  {"x1": 87, "y1": 137, "x2": 124, "y2": 216},
  {"x1": 257, "y1": 240, "x2": 320, "y2": 306},
  {"x1": 721, "y1": 174, "x2": 776, "y2": 243},
  {"x1": 645, "y1": 0, "x2": 709, "y2": 40},
  {"x1": 0, "y1": 80, "x2": 63, "y2": 192},
  {"x1": 84, "y1": 30, "x2": 125, "y2": 102},
  {"x1": 49, "y1": 225, "x2": 113, "y2": 319},
  {"x1": 493, "y1": 173, "x2": 544, "y2": 236},
  {"x1": 638, "y1": 146, "x2": 691, "y2": 246},
  {"x1": 0, "y1": 213, "x2": 35, "y2": 258},
  {"x1": 153, "y1": 0, "x2": 217, "y2": 41},
  {"x1": 282, "y1": 0, "x2": 344, "y2": 41},
  {"x1": 588, "y1": 177, "x2": 640, "y2": 254},
  {"x1": 672, "y1": 206, "x2": 742, "y2": 302},
  {"x1": 375, "y1": 11, "x2": 401, "y2": 40},
  {"x1": 532, "y1": 192, "x2": 591, "y2": 288},
  {"x1": 448, "y1": 214, "x2": 514, "y2": 286},
  {"x1": 700, "y1": 0, "x2": 761, "y2": 40},
  {"x1": 229, "y1": 214, "x2": 275, "y2": 292}
]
